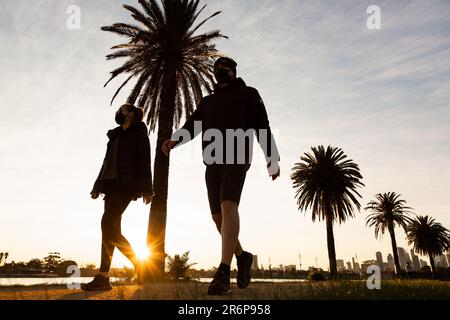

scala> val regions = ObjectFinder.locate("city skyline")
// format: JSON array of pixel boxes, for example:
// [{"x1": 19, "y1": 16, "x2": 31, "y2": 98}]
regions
[{"x1": 2, "y1": 246, "x2": 445, "y2": 273}]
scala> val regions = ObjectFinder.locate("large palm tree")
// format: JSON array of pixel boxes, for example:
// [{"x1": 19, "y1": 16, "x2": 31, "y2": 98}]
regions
[
  {"x1": 365, "y1": 192, "x2": 412, "y2": 276},
  {"x1": 291, "y1": 146, "x2": 364, "y2": 279},
  {"x1": 406, "y1": 215, "x2": 450, "y2": 277},
  {"x1": 101, "y1": 0, "x2": 227, "y2": 276}
]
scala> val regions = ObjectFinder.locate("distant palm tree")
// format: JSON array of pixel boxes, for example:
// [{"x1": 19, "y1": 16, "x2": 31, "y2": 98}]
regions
[
  {"x1": 291, "y1": 146, "x2": 364, "y2": 279},
  {"x1": 406, "y1": 215, "x2": 450, "y2": 277},
  {"x1": 365, "y1": 192, "x2": 412, "y2": 276},
  {"x1": 102, "y1": 0, "x2": 226, "y2": 276}
]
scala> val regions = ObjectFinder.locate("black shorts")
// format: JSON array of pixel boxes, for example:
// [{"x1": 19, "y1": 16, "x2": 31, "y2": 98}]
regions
[{"x1": 205, "y1": 164, "x2": 250, "y2": 214}]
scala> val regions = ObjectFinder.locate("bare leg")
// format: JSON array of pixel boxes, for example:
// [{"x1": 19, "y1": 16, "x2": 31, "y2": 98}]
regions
[
  {"x1": 220, "y1": 200, "x2": 240, "y2": 265},
  {"x1": 212, "y1": 213, "x2": 243, "y2": 257}
]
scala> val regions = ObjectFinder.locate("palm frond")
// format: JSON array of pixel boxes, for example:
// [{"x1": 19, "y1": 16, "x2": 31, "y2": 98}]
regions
[
  {"x1": 102, "y1": 0, "x2": 226, "y2": 131},
  {"x1": 406, "y1": 215, "x2": 450, "y2": 257},
  {"x1": 291, "y1": 146, "x2": 364, "y2": 224}
]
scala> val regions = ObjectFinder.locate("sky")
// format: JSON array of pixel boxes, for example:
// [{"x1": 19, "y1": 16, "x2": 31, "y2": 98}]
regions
[{"x1": 1, "y1": 0, "x2": 450, "y2": 271}]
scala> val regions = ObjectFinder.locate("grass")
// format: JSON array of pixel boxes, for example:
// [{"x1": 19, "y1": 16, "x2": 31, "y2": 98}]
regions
[
  {"x1": 0, "y1": 279, "x2": 448, "y2": 300},
  {"x1": 246, "y1": 280, "x2": 450, "y2": 300}
]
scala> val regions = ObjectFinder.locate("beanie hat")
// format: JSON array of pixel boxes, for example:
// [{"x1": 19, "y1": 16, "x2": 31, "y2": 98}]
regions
[{"x1": 214, "y1": 57, "x2": 237, "y2": 74}]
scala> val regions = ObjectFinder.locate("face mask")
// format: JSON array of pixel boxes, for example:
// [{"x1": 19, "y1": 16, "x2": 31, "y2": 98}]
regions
[
  {"x1": 115, "y1": 110, "x2": 126, "y2": 125},
  {"x1": 215, "y1": 68, "x2": 234, "y2": 84}
]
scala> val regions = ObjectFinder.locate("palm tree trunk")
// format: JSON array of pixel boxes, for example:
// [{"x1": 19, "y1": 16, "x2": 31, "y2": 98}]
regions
[
  {"x1": 325, "y1": 214, "x2": 337, "y2": 279},
  {"x1": 146, "y1": 69, "x2": 177, "y2": 279},
  {"x1": 428, "y1": 252, "x2": 435, "y2": 279},
  {"x1": 388, "y1": 222, "x2": 401, "y2": 277}
]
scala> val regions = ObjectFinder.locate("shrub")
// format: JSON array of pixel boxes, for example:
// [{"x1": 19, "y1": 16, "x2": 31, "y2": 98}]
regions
[
  {"x1": 166, "y1": 251, "x2": 197, "y2": 281},
  {"x1": 307, "y1": 268, "x2": 327, "y2": 281}
]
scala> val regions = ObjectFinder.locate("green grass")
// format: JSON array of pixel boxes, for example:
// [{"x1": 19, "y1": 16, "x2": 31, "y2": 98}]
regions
[{"x1": 248, "y1": 280, "x2": 450, "y2": 300}]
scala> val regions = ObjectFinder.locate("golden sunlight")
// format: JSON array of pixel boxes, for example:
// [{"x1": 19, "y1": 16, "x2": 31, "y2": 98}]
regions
[{"x1": 135, "y1": 244, "x2": 151, "y2": 260}]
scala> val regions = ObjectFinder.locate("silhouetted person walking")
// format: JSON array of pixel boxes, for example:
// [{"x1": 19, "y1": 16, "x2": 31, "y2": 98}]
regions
[
  {"x1": 82, "y1": 104, "x2": 153, "y2": 291},
  {"x1": 163, "y1": 57, "x2": 280, "y2": 295}
]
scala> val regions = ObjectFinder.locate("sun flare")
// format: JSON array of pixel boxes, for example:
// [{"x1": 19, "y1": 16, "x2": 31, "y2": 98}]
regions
[{"x1": 135, "y1": 245, "x2": 151, "y2": 260}]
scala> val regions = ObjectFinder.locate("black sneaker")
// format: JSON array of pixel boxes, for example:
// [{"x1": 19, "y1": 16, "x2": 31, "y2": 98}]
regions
[
  {"x1": 237, "y1": 251, "x2": 253, "y2": 289},
  {"x1": 207, "y1": 270, "x2": 232, "y2": 295},
  {"x1": 80, "y1": 274, "x2": 112, "y2": 291}
]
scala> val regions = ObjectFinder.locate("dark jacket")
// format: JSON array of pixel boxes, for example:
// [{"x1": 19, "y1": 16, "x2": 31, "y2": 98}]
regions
[
  {"x1": 91, "y1": 122, "x2": 153, "y2": 200},
  {"x1": 174, "y1": 77, "x2": 280, "y2": 165}
]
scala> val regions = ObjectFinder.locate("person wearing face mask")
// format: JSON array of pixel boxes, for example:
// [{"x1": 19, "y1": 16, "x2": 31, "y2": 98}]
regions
[
  {"x1": 162, "y1": 56, "x2": 280, "y2": 295},
  {"x1": 82, "y1": 103, "x2": 154, "y2": 291}
]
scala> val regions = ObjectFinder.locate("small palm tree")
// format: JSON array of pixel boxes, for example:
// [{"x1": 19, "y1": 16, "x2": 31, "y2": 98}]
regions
[
  {"x1": 291, "y1": 146, "x2": 364, "y2": 279},
  {"x1": 406, "y1": 215, "x2": 450, "y2": 277},
  {"x1": 166, "y1": 251, "x2": 197, "y2": 280},
  {"x1": 365, "y1": 192, "x2": 412, "y2": 276},
  {"x1": 102, "y1": 0, "x2": 227, "y2": 276}
]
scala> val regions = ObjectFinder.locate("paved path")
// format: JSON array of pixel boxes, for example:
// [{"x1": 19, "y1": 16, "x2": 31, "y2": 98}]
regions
[{"x1": 0, "y1": 282, "x2": 303, "y2": 300}]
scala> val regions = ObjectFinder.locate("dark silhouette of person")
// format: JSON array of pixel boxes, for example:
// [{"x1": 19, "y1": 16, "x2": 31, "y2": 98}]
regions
[
  {"x1": 81, "y1": 103, "x2": 153, "y2": 291},
  {"x1": 163, "y1": 56, "x2": 280, "y2": 295}
]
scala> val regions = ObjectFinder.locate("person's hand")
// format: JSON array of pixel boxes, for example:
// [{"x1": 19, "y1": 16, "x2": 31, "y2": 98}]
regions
[
  {"x1": 143, "y1": 193, "x2": 153, "y2": 205},
  {"x1": 90, "y1": 191, "x2": 100, "y2": 200},
  {"x1": 162, "y1": 139, "x2": 177, "y2": 157},
  {"x1": 267, "y1": 161, "x2": 280, "y2": 181}
]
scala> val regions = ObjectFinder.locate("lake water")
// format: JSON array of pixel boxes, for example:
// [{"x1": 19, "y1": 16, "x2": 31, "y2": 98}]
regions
[
  {"x1": 0, "y1": 277, "x2": 124, "y2": 287},
  {"x1": 198, "y1": 278, "x2": 306, "y2": 283},
  {"x1": 0, "y1": 277, "x2": 305, "y2": 287}
]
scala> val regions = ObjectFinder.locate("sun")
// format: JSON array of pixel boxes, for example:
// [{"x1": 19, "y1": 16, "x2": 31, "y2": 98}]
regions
[{"x1": 135, "y1": 245, "x2": 151, "y2": 260}]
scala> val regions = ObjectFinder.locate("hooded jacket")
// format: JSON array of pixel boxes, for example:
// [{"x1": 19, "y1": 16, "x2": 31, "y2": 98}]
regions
[
  {"x1": 174, "y1": 77, "x2": 280, "y2": 166},
  {"x1": 91, "y1": 121, "x2": 153, "y2": 200}
]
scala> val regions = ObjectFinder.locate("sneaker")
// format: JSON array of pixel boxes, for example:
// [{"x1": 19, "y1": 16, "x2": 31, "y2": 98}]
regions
[
  {"x1": 80, "y1": 274, "x2": 112, "y2": 291},
  {"x1": 207, "y1": 270, "x2": 232, "y2": 295},
  {"x1": 237, "y1": 251, "x2": 253, "y2": 289}
]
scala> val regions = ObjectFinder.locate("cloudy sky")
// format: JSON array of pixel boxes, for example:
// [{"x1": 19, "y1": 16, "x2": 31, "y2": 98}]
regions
[{"x1": 1, "y1": 0, "x2": 449, "y2": 271}]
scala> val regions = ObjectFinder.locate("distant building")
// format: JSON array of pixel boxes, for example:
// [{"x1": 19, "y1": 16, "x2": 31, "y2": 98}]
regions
[
  {"x1": 251, "y1": 255, "x2": 259, "y2": 271},
  {"x1": 442, "y1": 254, "x2": 450, "y2": 268},
  {"x1": 352, "y1": 257, "x2": 360, "y2": 272},
  {"x1": 419, "y1": 259, "x2": 428, "y2": 268},
  {"x1": 284, "y1": 265, "x2": 296, "y2": 274},
  {"x1": 387, "y1": 254, "x2": 395, "y2": 272},
  {"x1": 397, "y1": 247, "x2": 411, "y2": 270},
  {"x1": 436, "y1": 255, "x2": 448, "y2": 268},
  {"x1": 410, "y1": 249, "x2": 421, "y2": 271},
  {"x1": 360, "y1": 260, "x2": 377, "y2": 273},
  {"x1": 346, "y1": 261, "x2": 352, "y2": 271},
  {"x1": 336, "y1": 259, "x2": 345, "y2": 271},
  {"x1": 376, "y1": 252, "x2": 383, "y2": 266}
]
